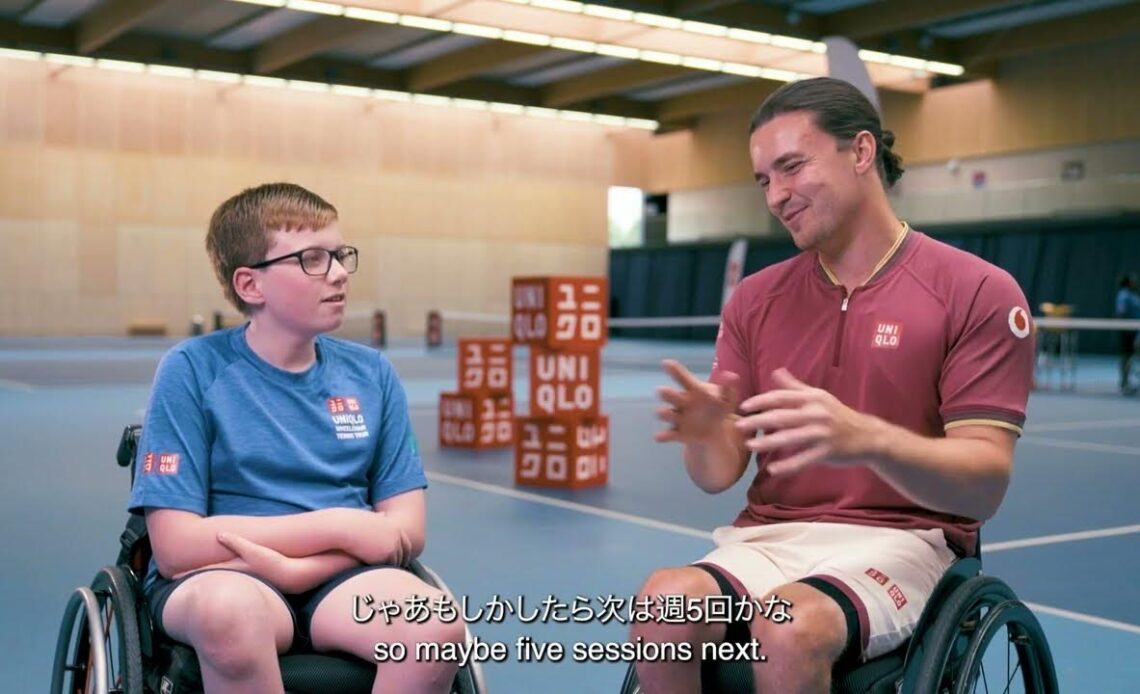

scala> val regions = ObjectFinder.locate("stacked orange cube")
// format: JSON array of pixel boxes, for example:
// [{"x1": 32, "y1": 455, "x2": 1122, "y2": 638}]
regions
[
  {"x1": 438, "y1": 338, "x2": 514, "y2": 449},
  {"x1": 511, "y1": 277, "x2": 609, "y2": 489}
]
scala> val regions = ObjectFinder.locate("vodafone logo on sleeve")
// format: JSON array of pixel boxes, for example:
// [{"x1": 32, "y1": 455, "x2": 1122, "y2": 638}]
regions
[{"x1": 1008, "y1": 307, "x2": 1031, "y2": 339}]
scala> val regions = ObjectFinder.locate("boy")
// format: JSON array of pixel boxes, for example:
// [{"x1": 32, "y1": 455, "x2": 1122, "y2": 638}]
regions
[{"x1": 129, "y1": 183, "x2": 464, "y2": 693}]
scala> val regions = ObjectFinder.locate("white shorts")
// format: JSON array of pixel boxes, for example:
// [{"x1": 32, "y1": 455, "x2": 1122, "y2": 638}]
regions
[{"x1": 696, "y1": 522, "x2": 957, "y2": 660}]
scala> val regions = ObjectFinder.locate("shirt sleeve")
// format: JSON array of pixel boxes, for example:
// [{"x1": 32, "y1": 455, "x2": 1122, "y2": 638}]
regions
[
  {"x1": 939, "y1": 271, "x2": 1035, "y2": 434},
  {"x1": 369, "y1": 356, "x2": 428, "y2": 504},
  {"x1": 127, "y1": 349, "x2": 212, "y2": 515},
  {"x1": 711, "y1": 286, "x2": 756, "y2": 406}
]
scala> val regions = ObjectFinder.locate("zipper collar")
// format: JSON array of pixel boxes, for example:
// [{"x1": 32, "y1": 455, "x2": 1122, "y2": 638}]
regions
[{"x1": 818, "y1": 221, "x2": 911, "y2": 288}]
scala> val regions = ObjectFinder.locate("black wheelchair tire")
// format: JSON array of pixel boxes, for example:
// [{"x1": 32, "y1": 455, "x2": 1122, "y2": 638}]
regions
[
  {"x1": 910, "y1": 576, "x2": 1020, "y2": 694},
  {"x1": 93, "y1": 565, "x2": 145, "y2": 694},
  {"x1": 952, "y1": 599, "x2": 1058, "y2": 694}
]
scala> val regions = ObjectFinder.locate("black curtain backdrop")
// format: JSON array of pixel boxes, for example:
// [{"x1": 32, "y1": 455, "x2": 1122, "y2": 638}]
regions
[{"x1": 608, "y1": 213, "x2": 1140, "y2": 352}]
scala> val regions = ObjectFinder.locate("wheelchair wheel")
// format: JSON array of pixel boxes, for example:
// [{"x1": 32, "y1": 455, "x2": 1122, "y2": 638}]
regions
[
  {"x1": 910, "y1": 576, "x2": 1057, "y2": 694},
  {"x1": 413, "y1": 561, "x2": 488, "y2": 694},
  {"x1": 618, "y1": 662, "x2": 641, "y2": 694},
  {"x1": 953, "y1": 600, "x2": 1057, "y2": 694},
  {"x1": 51, "y1": 567, "x2": 144, "y2": 694}
]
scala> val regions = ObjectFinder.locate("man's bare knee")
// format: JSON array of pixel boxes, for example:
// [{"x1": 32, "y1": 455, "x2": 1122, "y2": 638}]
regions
[
  {"x1": 631, "y1": 566, "x2": 725, "y2": 645},
  {"x1": 751, "y1": 583, "x2": 848, "y2": 692}
]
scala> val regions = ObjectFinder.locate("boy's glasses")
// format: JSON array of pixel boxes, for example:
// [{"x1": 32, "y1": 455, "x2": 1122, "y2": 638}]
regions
[{"x1": 248, "y1": 246, "x2": 359, "y2": 276}]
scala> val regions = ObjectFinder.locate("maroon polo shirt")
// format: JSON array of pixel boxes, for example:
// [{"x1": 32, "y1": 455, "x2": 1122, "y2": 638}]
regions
[{"x1": 711, "y1": 228, "x2": 1034, "y2": 556}]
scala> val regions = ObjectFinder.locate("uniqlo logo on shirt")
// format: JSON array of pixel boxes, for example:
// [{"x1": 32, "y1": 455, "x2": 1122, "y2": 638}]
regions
[
  {"x1": 888, "y1": 584, "x2": 908, "y2": 609},
  {"x1": 872, "y1": 321, "x2": 903, "y2": 349},
  {"x1": 345, "y1": 397, "x2": 360, "y2": 412},
  {"x1": 144, "y1": 452, "x2": 179, "y2": 475},
  {"x1": 865, "y1": 568, "x2": 890, "y2": 586},
  {"x1": 327, "y1": 397, "x2": 347, "y2": 414}
]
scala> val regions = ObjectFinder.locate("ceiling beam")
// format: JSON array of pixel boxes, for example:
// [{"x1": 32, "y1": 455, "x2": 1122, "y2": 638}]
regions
[
  {"x1": 825, "y1": 0, "x2": 1020, "y2": 41},
  {"x1": 699, "y1": 4, "x2": 824, "y2": 38},
  {"x1": 405, "y1": 41, "x2": 548, "y2": 92},
  {"x1": 254, "y1": 16, "x2": 378, "y2": 74},
  {"x1": 656, "y1": 79, "x2": 778, "y2": 123},
  {"x1": 958, "y1": 3, "x2": 1140, "y2": 67},
  {"x1": 543, "y1": 62, "x2": 690, "y2": 107},
  {"x1": 670, "y1": 0, "x2": 739, "y2": 17},
  {"x1": 76, "y1": 0, "x2": 177, "y2": 54}
]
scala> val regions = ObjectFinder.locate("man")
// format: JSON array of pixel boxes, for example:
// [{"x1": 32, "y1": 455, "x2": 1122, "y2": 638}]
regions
[
  {"x1": 1114, "y1": 273, "x2": 1140, "y2": 394},
  {"x1": 130, "y1": 183, "x2": 464, "y2": 693},
  {"x1": 630, "y1": 78, "x2": 1035, "y2": 693}
]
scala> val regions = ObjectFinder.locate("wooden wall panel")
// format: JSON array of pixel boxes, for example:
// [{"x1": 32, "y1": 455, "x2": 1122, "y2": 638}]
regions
[{"x1": 0, "y1": 58, "x2": 649, "y2": 336}]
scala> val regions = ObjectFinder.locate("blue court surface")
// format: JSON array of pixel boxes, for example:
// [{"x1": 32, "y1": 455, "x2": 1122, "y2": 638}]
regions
[{"x1": 2, "y1": 336, "x2": 1139, "y2": 692}]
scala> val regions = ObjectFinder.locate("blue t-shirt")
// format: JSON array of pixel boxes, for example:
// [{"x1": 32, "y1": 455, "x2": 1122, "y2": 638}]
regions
[{"x1": 129, "y1": 326, "x2": 427, "y2": 586}]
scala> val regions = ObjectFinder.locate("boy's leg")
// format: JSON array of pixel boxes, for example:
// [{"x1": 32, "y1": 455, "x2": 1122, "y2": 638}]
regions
[
  {"x1": 157, "y1": 570, "x2": 295, "y2": 694},
  {"x1": 307, "y1": 566, "x2": 466, "y2": 694}
]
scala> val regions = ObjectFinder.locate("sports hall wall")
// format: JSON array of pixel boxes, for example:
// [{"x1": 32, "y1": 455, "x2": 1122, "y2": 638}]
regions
[
  {"x1": 0, "y1": 57, "x2": 651, "y2": 337},
  {"x1": 647, "y1": 38, "x2": 1140, "y2": 239},
  {"x1": 2, "y1": 36, "x2": 1138, "y2": 338}
]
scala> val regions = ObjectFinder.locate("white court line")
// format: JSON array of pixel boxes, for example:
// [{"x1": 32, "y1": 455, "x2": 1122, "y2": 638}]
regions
[
  {"x1": 1027, "y1": 417, "x2": 1140, "y2": 433},
  {"x1": 0, "y1": 378, "x2": 36, "y2": 392},
  {"x1": 1020, "y1": 437, "x2": 1140, "y2": 457},
  {"x1": 1024, "y1": 602, "x2": 1140, "y2": 635},
  {"x1": 425, "y1": 471, "x2": 711, "y2": 540},
  {"x1": 983, "y1": 524, "x2": 1140, "y2": 552},
  {"x1": 428, "y1": 472, "x2": 1140, "y2": 633}
]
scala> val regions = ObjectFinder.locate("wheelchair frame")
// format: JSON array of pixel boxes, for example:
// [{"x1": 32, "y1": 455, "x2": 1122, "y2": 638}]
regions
[
  {"x1": 50, "y1": 425, "x2": 489, "y2": 694},
  {"x1": 619, "y1": 552, "x2": 1058, "y2": 693}
]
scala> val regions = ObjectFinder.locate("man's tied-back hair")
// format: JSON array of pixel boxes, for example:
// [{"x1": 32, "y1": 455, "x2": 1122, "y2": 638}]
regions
[{"x1": 750, "y1": 77, "x2": 905, "y2": 189}]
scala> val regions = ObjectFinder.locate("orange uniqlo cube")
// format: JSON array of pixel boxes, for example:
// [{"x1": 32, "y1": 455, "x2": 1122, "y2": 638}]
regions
[
  {"x1": 529, "y1": 347, "x2": 600, "y2": 418},
  {"x1": 439, "y1": 393, "x2": 514, "y2": 449},
  {"x1": 514, "y1": 416, "x2": 609, "y2": 488},
  {"x1": 457, "y1": 338, "x2": 512, "y2": 395},
  {"x1": 511, "y1": 276, "x2": 608, "y2": 350}
]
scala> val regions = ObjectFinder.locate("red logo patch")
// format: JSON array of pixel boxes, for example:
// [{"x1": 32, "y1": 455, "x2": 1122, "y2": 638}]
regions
[
  {"x1": 327, "y1": 397, "x2": 347, "y2": 414},
  {"x1": 345, "y1": 397, "x2": 360, "y2": 412},
  {"x1": 144, "y1": 452, "x2": 179, "y2": 475},
  {"x1": 865, "y1": 568, "x2": 890, "y2": 586},
  {"x1": 888, "y1": 584, "x2": 908, "y2": 609},
  {"x1": 872, "y1": 321, "x2": 903, "y2": 349}
]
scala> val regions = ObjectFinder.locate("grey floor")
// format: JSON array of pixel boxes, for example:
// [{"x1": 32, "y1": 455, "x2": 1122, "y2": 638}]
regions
[{"x1": 3, "y1": 337, "x2": 1139, "y2": 692}]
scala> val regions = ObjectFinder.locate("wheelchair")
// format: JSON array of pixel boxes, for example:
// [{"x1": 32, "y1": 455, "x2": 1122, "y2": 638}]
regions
[
  {"x1": 619, "y1": 549, "x2": 1058, "y2": 693},
  {"x1": 50, "y1": 425, "x2": 488, "y2": 694}
]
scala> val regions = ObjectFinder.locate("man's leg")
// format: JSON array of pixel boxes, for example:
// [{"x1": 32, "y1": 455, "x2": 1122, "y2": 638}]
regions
[
  {"x1": 749, "y1": 581, "x2": 849, "y2": 693},
  {"x1": 629, "y1": 566, "x2": 726, "y2": 694},
  {"x1": 307, "y1": 567, "x2": 466, "y2": 694},
  {"x1": 159, "y1": 571, "x2": 295, "y2": 694}
]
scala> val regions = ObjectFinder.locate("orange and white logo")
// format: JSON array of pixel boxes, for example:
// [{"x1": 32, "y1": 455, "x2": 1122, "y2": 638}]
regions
[
  {"x1": 144, "y1": 452, "x2": 179, "y2": 475},
  {"x1": 888, "y1": 584, "x2": 908, "y2": 609},
  {"x1": 872, "y1": 321, "x2": 903, "y2": 349},
  {"x1": 1008, "y1": 306, "x2": 1031, "y2": 339},
  {"x1": 865, "y1": 568, "x2": 890, "y2": 586}
]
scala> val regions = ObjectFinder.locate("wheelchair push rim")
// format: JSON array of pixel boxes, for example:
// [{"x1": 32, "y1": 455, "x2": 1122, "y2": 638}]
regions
[
  {"x1": 909, "y1": 576, "x2": 1057, "y2": 694},
  {"x1": 51, "y1": 567, "x2": 144, "y2": 694}
]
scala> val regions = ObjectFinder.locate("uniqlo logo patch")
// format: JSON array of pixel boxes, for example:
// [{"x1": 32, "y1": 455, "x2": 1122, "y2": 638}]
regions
[
  {"x1": 872, "y1": 321, "x2": 903, "y2": 349},
  {"x1": 865, "y1": 568, "x2": 890, "y2": 586},
  {"x1": 888, "y1": 584, "x2": 908, "y2": 609},
  {"x1": 345, "y1": 397, "x2": 360, "y2": 412},
  {"x1": 328, "y1": 397, "x2": 347, "y2": 414},
  {"x1": 144, "y1": 452, "x2": 179, "y2": 475}
]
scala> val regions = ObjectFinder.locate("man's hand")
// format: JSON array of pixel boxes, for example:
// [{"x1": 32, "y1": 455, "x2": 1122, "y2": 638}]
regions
[
  {"x1": 655, "y1": 359, "x2": 741, "y2": 445},
  {"x1": 735, "y1": 368, "x2": 880, "y2": 476}
]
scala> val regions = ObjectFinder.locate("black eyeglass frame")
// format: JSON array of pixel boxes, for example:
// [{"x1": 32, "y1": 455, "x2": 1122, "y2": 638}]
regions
[{"x1": 247, "y1": 246, "x2": 359, "y2": 276}]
